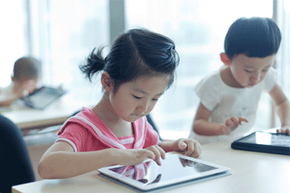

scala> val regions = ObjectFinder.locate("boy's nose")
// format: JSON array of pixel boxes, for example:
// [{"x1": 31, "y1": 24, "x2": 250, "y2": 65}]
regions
[{"x1": 251, "y1": 72, "x2": 261, "y2": 82}]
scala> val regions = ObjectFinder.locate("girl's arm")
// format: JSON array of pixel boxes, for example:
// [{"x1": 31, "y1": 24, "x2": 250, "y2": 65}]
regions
[
  {"x1": 269, "y1": 83, "x2": 290, "y2": 135},
  {"x1": 38, "y1": 141, "x2": 156, "y2": 179}
]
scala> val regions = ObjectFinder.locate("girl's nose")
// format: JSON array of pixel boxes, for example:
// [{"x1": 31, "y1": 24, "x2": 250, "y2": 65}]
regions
[{"x1": 137, "y1": 101, "x2": 149, "y2": 113}]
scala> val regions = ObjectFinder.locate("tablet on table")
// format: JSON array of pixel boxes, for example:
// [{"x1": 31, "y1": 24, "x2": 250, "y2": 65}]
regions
[
  {"x1": 98, "y1": 153, "x2": 230, "y2": 192},
  {"x1": 21, "y1": 86, "x2": 66, "y2": 110},
  {"x1": 231, "y1": 131, "x2": 290, "y2": 156}
]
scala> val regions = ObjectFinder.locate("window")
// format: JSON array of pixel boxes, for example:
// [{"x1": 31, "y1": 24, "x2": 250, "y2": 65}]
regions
[
  {"x1": 1, "y1": 0, "x2": 284, "y2": 140},
  {"x1": 275, "y1": 0, "x2": 290, "y2": 126},
  {"x1": 125, "y1": 0, "x2": 273, "y2": 139},
  {"x1": 0, "y1": 0, "x2": 28, "y2": 86},
  {"x1": 29, "y1": 0, "x2": 109, "y2": 103}
]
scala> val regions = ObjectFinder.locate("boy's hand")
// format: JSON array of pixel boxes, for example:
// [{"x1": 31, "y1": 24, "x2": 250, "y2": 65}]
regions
[
  {"x1": 277, "y1": 126, "x2": 290, "y2": 135},
  {"x1": 220, "y1": 116, "x2": 248, "y2": 135},
  {"x1": 171, "y1": 138, "x2": 202, "y2": 158},
  {"x1": 115, "y1": 145, "x2": 165, "y2": 166}
]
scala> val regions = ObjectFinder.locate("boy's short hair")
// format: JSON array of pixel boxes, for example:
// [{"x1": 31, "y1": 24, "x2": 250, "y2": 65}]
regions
[
  {"x1": 224, "y1": 17, "x2": 282, "y2": 59},
  {"x1": 13, "y1": 57, "x2": 41, "y2": 81}
]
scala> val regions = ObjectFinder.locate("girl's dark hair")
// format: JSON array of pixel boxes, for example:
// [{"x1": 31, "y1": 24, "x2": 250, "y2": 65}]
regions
[
  {"x1": 224, "y1": 17, "x2": 282, "y2": 59},
  {"x1": 79, "y1": 28, "x2": 179, "y2": 92}
]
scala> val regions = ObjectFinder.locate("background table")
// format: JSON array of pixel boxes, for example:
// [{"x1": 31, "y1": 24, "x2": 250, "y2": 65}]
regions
[
  {"x1": 1, "y1": 94, "x2": 92, "y2": 131},
  {"x1": 12, "y1": 142, "x2": 290, "y2": 193}
]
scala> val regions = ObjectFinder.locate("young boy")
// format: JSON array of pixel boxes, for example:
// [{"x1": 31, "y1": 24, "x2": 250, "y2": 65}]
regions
[
  {"x1": 0, "y1": 57, "x2": 40, "y2": 107},
  {"x1": 190, "y1": 17, "x2": 290, "y2": 144}
]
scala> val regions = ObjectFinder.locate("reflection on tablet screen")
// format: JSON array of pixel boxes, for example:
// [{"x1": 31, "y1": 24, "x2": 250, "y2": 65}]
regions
[
  {"x1": 109, "y1": 156, "x2": 217, "y2": 186},
  {"x1": 239, "y1": 132, "x2": 290, "y2": 147}
]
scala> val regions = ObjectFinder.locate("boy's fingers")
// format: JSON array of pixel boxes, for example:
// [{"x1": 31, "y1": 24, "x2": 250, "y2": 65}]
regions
[
  {"x1": 230, "y1": 116, "x2": 240, "y2": 125},
  {"x1": 237, "y1": 117, "x2": 249, "y2": 124},
  {"x1": 225, "y1": 119, "x2": 234, "y2": 127}
]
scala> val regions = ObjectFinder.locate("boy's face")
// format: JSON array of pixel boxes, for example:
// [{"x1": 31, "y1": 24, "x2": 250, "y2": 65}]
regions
[
  {"x1": 228, "y1": 54, "x2": 275, "y2": 88},
  {"x1": 13, "y1": 78, "x2": 38, "y2": 94}
]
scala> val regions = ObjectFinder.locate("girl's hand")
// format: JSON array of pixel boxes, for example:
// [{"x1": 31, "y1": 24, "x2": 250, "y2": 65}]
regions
[
  {"x1": 220, "y1": 116, "x2": 248, "y2": 135},
  {"x1": 277, "y1": 126, "x2": 290, "y2": 135},
  {"x1": 145, "y1": 145, "x2": 166, "y2": 166},
  {"x1": 171, "y1": 138, "x2": 202, "y2": 158},
  {"x1": 115, "y1": 145, "x2": 165, "y2": 166}
]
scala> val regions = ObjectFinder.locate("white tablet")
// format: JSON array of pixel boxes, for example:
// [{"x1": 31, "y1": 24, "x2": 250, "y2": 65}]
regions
[{"x1": 98, "y1": 153, "x2": 230, "y2": 192}]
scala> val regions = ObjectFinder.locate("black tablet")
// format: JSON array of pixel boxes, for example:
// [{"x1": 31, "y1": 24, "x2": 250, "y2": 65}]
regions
[
  {"x1": 21, "y1": 86, "x2": 66, "y2": 110},
  {"x1": 98, "y1": 154, "x2": 230, "y2": 192},
  {"x1": 231, "y1": 131, "x2": 290, "y2": 156}
]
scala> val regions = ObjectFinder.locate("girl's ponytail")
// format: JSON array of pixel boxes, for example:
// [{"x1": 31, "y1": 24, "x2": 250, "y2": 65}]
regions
[{"x1": 79, "y1": 47, "x2": 106, "y2": 82}]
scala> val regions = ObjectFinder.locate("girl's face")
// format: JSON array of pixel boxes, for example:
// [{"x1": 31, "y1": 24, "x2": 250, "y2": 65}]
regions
[
  {"x1": 109, "y1": 74, "x2": 170, "y2": 122},
  {"x1": 229, "y1": 54, "x2": 275, "y2": 88}
]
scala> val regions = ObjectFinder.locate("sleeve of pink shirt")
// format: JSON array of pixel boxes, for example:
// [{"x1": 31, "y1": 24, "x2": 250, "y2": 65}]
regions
[{"x1": 57, "y1": 122, "x2": 89, "y2": 152}]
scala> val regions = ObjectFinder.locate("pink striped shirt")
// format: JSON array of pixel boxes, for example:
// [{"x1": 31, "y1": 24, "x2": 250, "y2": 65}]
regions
[{"x1": 56, "y1": 107, "x2": 159, "y2": 152}]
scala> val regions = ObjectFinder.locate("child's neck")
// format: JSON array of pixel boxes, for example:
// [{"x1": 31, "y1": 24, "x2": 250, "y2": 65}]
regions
[
  {"x1": 92, "y1": 95, "x2": 133, "y2": 137},
  {"x1": 220, "y1": 66, "x2": 244, "y2": 88}
]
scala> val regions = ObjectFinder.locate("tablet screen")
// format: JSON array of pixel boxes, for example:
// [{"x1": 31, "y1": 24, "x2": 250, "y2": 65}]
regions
[
  {"x1": 99, "y1": 154, "x2": 230, "y2": 191},
  {"x1": 109, "y1": 156, "x2": 217, "y2": 185},
  {"x1": 22, "y1": 86, "x2": 66, "y2": 110},
  {"x1": 238, "y1": 132, "x2": 290, "y2": 147}
]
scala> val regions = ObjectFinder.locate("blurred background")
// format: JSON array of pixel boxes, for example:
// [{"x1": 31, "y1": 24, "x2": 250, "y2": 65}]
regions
[{"x1": 0, "y1": 0, "x2": 289, "y2": 139}]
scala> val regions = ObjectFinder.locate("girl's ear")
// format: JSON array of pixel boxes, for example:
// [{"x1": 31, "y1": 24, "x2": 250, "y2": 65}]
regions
[
  {"x1": 220, "y1": 53, "x2": 231, "y2": 66},
  {"x1": 101, "y1": 71, "x2": 113, "y2": 92}
]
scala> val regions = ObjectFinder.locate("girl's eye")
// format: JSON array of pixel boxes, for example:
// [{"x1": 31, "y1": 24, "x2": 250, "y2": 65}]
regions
[
  {"x1": 152, "y1": 98, "x2": 159, "y2": 101},
  {"x1": 262, "y1": 69, "x2": 269, "y2": 72},
  {"x1": 245, "y1": 70, "x2": 253, "y2": 73},
  {"x1": 133, "y1": 95, "x2": 142, "y2": 100}
]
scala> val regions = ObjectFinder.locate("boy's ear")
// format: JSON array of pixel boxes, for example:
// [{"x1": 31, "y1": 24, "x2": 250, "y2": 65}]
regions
[
  {"x1": 220, "y1": 53, "x2": 231, "y2": 66},
  {"x1": 101, "y1": 71, "x2": 113, "y2": 92}
]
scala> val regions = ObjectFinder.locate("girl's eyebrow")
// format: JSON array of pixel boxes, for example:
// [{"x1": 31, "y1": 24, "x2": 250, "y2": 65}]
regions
[{"x1": 133, "y1": 88, "x2": 164, "y2": 96}]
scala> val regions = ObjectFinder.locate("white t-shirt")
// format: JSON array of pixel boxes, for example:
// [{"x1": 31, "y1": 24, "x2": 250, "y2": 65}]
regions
[
  {"x1": 0, "y1": 83, "x2": 15, "y2": 101},
  {"x1": 189, "y1": 67, "x2": 277, "y2": 144}
]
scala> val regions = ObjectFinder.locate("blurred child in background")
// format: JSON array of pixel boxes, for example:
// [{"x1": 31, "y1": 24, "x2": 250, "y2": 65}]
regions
[{"x1": 0, "y1": 57, "x2": 41, "y2": 106}]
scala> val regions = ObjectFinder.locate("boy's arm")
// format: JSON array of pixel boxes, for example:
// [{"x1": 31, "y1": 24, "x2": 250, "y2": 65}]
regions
[
  {"x1": 269, "y1": 83, "x2": 290, "y2": 132},
  {"x1": 192, "y1": 102, "x2": 226, "y2": 136},
  {"x1": 0, "y1": 95, "x2": 20, "y2": 106},
  {"x1": 38, "y1": 141, "x2": 155, "y2": 179}
]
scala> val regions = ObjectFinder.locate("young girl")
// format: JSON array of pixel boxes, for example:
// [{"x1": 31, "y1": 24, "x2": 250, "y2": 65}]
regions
[{"x1": 38, "y1": 28, "x2": 202, "y2": 179}]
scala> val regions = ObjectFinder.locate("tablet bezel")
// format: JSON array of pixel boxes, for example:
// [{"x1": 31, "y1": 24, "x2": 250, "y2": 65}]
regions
[{"x1": 98, "y1": 153, "x2": 230, "y2": 191}]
